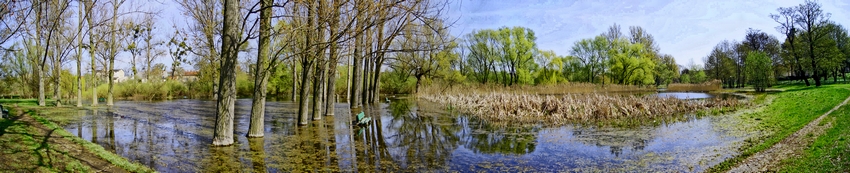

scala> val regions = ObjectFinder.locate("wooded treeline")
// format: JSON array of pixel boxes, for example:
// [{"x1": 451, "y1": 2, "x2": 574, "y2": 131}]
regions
[{"x1": 703, "y1": 0, "x2": 850, "y2": 89}]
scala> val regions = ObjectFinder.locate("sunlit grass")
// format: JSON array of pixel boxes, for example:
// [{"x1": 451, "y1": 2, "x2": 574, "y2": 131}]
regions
[
  {"x1": 705, "y1": 84, "x2": 850, "y2": 172},
  {"x1": 12, "y1": 107, "x2": 158, "y2": 173},
  {"x1": 0, "y1": 107, "x2": 91, "y2": 172},
  {"x1": 778, "y1": 102, "x2": 850, "y2": 172}
]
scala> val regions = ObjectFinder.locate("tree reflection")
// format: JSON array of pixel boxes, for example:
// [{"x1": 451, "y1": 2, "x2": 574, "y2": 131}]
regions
[
  {"x1": 386, "y1": 99, "x2": 460, "y2": 170},
  {"x1": 571, "y1": 126, "x2": 653, "y2": 157},
  {"x1": 248, "y1": 138, "x2": 266, "y2": 172},
  {"x1": 463, "y1": 124, "x2": 539, "y2": 155}
]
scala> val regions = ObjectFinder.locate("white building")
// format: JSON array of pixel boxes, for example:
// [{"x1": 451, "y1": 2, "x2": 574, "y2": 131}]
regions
[{"x1": 95, "y1": 69, "x2": 129, "y2": 83}]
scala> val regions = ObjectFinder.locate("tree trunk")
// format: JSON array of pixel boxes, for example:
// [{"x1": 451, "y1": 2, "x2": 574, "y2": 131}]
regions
[
  {"x1": 297, "y1": 61, "x2": 313, "y2": 125},
  {"x1": 247, "y1": 0, "x2": 271, "y2": 138},
  {"x1": 212, "y1": 0, "x2": 240, "y2": 146},
  {"x1": 312, "y1": 61, "x2": 326, "y2": 120},
  {"x1": 38, "y1": 69, "x2": 45, "y2": 106},
  {"x1": 362, "y1": 56, "x2": 371, "y2": 105},
  {"x1": 325, "y1": 71, "x2": 337, "y2": 116},
  {"x1": 54, "y1": 44, "x2": 62, "y2": 107},
  {"x1": 87, "y1": 0, "x2": 97, "y2": 106},
  {"x1": 350, "y1": 48, "x2": 362, "y2": 109},
  {"x1": 290, "y1": 59, "x2": 297, "y2": 102},
  {"x1": 76, "y1": 2, "x2": 83, "y2": 107},
  {"x1": 107, "y1": 1, "x2": 118, "y2": 106}
]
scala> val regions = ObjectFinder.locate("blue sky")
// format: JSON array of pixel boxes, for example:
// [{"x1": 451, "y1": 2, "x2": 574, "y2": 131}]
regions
[
  {"x1": 29, "y1": 0, "x2": 850, "y2": 72},
  {"x1": 445, "y1": 0, "x2": 850, "y2": 66}
]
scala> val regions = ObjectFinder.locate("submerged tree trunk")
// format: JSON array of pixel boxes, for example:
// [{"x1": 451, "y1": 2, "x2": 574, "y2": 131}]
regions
[
  {"x1": 325, "y1": 48, "x2": 339, "y2": 116},
  {"x1": 291, "y1": 59, "x2": 298, "y2": 102},
  {"x1": 350, "y1": 45, "x2": 362, "y2": 108},
  {"x1": 312, "y1": 60, "x2": 326, "y2": 120},
  {"x1": 297, "y1": 62, "x2": 313, "y2": 125},
  {"x1": 212, "y1": 0, "x2": 240, "y2": 146},
  {"x1": 247, "y1": 0, "x2": 271, "y2": 138}
]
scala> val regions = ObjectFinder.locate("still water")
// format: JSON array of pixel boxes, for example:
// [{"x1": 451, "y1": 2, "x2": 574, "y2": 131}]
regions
[{"x1": 53, "y1": 97, "x2": 748, "y2": 172}]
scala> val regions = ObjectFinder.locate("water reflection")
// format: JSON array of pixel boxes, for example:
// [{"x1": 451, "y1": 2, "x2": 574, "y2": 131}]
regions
[{"x1": 52, "y1": 98, "x2": 747, "y2": 172}]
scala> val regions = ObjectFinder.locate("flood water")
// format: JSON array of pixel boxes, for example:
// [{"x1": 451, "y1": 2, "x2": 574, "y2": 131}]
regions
[{"x1": 51, "y1": 97, "x2": 749, "y2": 172}]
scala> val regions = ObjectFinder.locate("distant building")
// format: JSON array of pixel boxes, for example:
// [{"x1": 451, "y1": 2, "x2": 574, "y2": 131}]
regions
[
  {"x1": 95, "y1": 69, "x2": 128, "y2": 83},
  {"x1": 180, "y1": 71, "x2": 199, "y2": 82},
  {"x1": 168, "y1": 71, "x2": 199, "y2": 83}
]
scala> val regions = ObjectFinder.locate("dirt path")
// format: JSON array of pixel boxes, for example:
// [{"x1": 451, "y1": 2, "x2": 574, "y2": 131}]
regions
[
  {"x1": 0, "y1": 108, "x2": 128, "y2": 172},
  {"x1": 728, "y1": 94, "x2": 850, "y2": 172}
]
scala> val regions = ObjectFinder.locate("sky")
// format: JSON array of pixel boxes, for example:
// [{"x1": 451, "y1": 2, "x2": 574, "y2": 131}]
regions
[
  {"x1": 444, "y1": 0, "x2": 850, "y2": 67},
  {"x1": 19, "y1": 0, "x2": 850, "y2": 72}
]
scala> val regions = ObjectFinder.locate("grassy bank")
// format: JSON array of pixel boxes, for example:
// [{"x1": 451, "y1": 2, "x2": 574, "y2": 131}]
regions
[
  {"x1": 26, "y1": 110, "x2": 155, "y2": 173},
  {"x1": 778, "y1": 102, "x2": 850, "y2": 172},
  {"x1": 0, "y1": 103, "x2": 156, "y2": 173},
  {"x1": 707, "y1": 84, "x2": 850, "y2": 172},
  {"x1": 0, "y1": 108, "x2": 91, "y2": 172}
]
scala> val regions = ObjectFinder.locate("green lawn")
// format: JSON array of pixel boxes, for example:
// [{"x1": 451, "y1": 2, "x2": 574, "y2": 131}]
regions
[
  {"x1": 778, "y1": 100, "x2": 850, "y2": 172},
  {"x1": 0, "y1": 109, "x2": 92, "y2": 172},
  {"x1": 0, "y1": 102, "x2": 155, "y2": 173},
  {"x1": 707, "y1": 84, "x2": 850, "y2": 172}
]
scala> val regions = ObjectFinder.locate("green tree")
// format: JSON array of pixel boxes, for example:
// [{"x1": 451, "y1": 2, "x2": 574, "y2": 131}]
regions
[
  {"x1": 746, "y1": 51, "x2": 773, "y2": 92},
  {"x1": 607, "y1": 38, "x2": 655, "y2": 85}
]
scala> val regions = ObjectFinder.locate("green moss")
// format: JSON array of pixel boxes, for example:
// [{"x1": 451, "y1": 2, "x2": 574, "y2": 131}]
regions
[{"x1": 706, "y1": 84, "x2": 850, "y2": 172}]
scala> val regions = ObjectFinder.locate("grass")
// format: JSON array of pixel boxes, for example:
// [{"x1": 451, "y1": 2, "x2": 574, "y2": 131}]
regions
[
  {"x1": 0, "y1": 99, "x2": 56, "y2": 107},
  {"x1": 705, "y1": 84, "x2": 850, "y2": 172},
  {"x1": 26, "y1": 111, "x2": 156, "y2": 173},
  {"x1": 0, "y1": 100, "x2": 156, "y2": 173},
  {"x1": 777, "y1": 102, "x2": 850, "y2": 172},
  {"x1": 0, "y1": 110, "x2": 92, "y2": 172}
]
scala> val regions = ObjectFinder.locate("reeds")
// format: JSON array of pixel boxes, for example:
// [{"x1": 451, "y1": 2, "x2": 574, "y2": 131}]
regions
[
  {"x1": 667, "y1": 80, "x2": 723, "y2": 92},
  {"x1": 419, "y1": 82, "x2": 656, "y2": 96},
  {"x1": 420, "y1": 92, "x2": 741, "y2": 125}
]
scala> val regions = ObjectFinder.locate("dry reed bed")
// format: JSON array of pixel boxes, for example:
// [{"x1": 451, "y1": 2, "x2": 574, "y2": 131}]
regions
[
  {"x1": 667, "y1": 80, "x2": 723, "y2": 92},
  {"x1": 421, "y1": 92, "x2": 741, "y2": 125},
  {"x1": 421, "y1": 83, "x2": 656, "y2": 96}
]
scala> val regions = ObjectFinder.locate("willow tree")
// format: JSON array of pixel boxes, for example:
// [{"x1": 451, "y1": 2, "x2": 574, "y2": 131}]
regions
[
  {"x1": 746, "y1": 51, "x2": 773, "y2": 92},
  {"x1": 212, "y1": 0, "x2": 240, "y2": 146},
  {"x1": 387, "y1": 19, "x2": 457, "y2": 93}
]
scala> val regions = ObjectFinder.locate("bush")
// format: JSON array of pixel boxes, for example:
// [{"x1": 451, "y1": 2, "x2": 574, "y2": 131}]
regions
[{"x1": 380, "y1": 70, "x2": 416, "y2": 94}]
